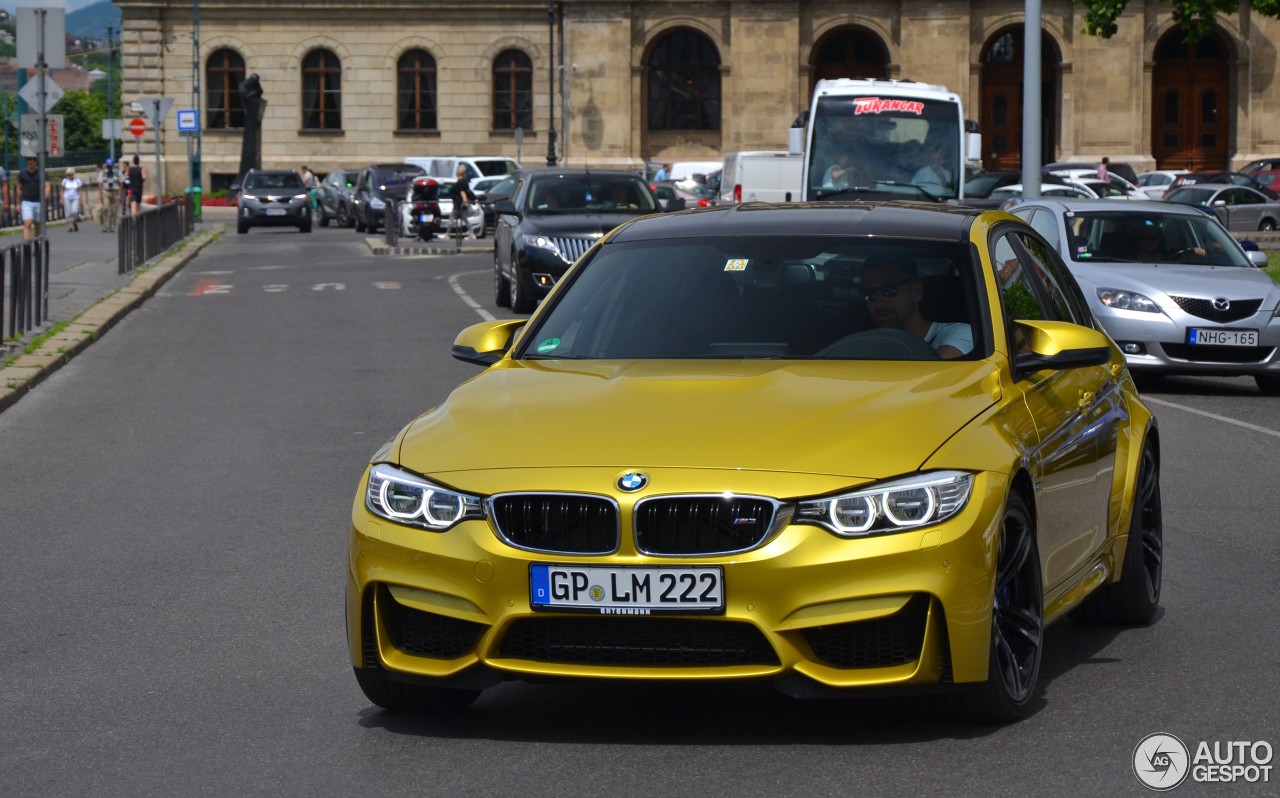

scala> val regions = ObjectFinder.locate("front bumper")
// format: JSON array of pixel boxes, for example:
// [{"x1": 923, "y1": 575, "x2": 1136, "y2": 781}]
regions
[
  {"x1": 240, "y1": 199, "x2": 309, "y2": 226},
  {"x1": 1098, "y1": 306, "x2": 1280, "y2": 376},
  {"x1": 346, "y1": 468, "x2": 1007, "y2": 694}
]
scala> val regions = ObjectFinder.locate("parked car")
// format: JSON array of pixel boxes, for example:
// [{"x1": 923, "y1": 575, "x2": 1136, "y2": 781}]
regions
[
  {"x1": 236, "y1": 169, "x2": 312, "y2": 234},
  {"x1": 493, "y1": 169, "x2": 662, "y2": 312},
  {"x1": 1250, "y1": 169, "x2": 1280, "y2": 191},
  {"x1": 352, "y1": 163, "x2": 425, "y2": 233},
  {"x1": 1241, "y1": 157, "x2": 1280, "y2": 174},
  {"x1": 667, "y1": 160, "x2": 722, "y2": 184},
  {"x1": 316, "y1": 167, "x2": 358, "y2": 227},
  {"x1": 650, "y1": 179, "x2": 714, "y2": 211},
  {"x1": 1044, "y1": 167, "x2": 1146, "y2": 198},
  {"x1": 1164, "y1": 183, "x2": 1280, "y2": 231},
  {"x1": 1008, "y1": 197, "x2": 1279, "y2": 394},
  {"x1": 717, "y1": 151, "x2": 803, "y2": 204},
  {"x1": 961, "y1": 171, "x2": 1070, "y2": 208},
  {"x1": 348, "y1": 201, "x2": 1162, "y2": 723},
  {"x1": 1043, "y1": 160, "x2": 1139, "y2": 185},
  {"x1": 1165, "y1": 171, "x2": 1280, "y2": 200},
  {"x1": 992, "y1": 181, "x2": 1096, "y2": 210},
  {"x1": 1135, "y1": 169, "x2": 1191, "y2": 199},
  {"x1": 397, "y1": 177, "x2": 443, "y2": 240},
  {"x1": 475, "y1": 176, "x2": 516, "y2": 235}
]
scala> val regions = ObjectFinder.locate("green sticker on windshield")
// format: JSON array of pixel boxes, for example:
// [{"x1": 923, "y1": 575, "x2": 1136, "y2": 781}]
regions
[{"x1": 536, "y1": 338, "x2": 561, "y2": 354}]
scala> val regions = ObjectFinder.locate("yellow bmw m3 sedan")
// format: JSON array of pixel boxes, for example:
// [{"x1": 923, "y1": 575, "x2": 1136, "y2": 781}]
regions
[{"x1": 347, "y1": 202, "x2": 1162, "y2": 722}]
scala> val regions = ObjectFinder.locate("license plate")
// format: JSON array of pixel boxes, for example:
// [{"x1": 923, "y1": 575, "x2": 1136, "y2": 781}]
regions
[
  {"x1": 530, "y1": 564, "x2": 724, "y2": 615},
  {"x1": 1188, "y1": 328, "x2": 1258, "y2": 347},
  {"x1": 264, "y1": 208, "x2": 285, "y2": 216},
  {"x1": 419, "y1": 214, "x2": 430, "y2": 223}
]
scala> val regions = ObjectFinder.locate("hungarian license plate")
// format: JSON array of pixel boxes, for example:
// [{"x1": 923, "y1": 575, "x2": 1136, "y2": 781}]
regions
[
  {"x1": 264, "y1": 208, "x2": 286, "y2": 216},
  {"x1": 1187, "y1": 328, "x2": 1258, "y2": 347},
  {"x1": 530, "y1": 564, "x2": 724, "y2": 615}
]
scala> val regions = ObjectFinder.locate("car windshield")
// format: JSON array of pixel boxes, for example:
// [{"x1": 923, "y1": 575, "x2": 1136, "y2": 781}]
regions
[
  {"x1": 519, "y1": 236, "x2": 982, "y2": 361},
  {"x1": 476, "y1": 160, "x2": 518, "y2": 177},
  {"x1": 1164, "y1": 187, "x2": 1215, "y2": 205},
  {"x1": 1064, "y1": 210, "x2": 1251, "y2": 267},
  {"x1": 245, "y1": 173, "x2": 303, "y2": 190},
  {"x1": 525, "y1": 177, "x2": 658, "y2": 214}
]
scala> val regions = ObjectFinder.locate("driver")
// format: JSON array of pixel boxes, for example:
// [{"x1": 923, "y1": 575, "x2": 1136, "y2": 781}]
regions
[{"x1": 861, "y1": 257, "x2": 972, "y2": 359}]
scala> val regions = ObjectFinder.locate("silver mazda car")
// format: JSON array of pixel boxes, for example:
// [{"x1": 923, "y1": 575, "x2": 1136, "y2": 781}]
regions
[{"x1": 1006, "y1": 198, "x2": 1279, "y2": 394}]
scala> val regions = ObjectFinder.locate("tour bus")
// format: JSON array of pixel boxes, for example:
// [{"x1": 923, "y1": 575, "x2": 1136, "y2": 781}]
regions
[{"x1": 789, "y1": 78, "x2": 981, "y2": 202}]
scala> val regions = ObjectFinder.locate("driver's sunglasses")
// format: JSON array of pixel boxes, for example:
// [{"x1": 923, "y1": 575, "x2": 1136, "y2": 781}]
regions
[{"x1": 862, "y1": 278, "x2": 912, "y2": 301}]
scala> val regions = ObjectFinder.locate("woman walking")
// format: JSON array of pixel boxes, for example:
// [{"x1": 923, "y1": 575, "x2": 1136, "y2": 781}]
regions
[
  {"x1": 127, "y1": 155, "x2": 146, "y2": 215},
  {"x1": 61, "y1": 167, "x2": 84, "y2": 232}
]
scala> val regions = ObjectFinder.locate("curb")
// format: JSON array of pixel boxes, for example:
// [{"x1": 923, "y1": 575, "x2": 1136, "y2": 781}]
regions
[{"x1": 0, "y1": 229, "x2": 221, "y2": 413}]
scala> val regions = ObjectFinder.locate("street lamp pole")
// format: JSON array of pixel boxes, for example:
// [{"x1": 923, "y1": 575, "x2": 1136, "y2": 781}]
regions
[
  {"x1": 191, "y1": 0, "x2": 202, "y2": 220},
  {"x1": 545, "y1": 0, "x2": 557, "y2": 166},
  {"x1": 107, "y1": 25, "x2": 115, "y2": 164}
]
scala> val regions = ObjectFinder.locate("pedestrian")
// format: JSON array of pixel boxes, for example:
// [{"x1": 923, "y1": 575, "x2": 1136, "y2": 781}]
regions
[
  {"x1": 300, "y1": 164, "x2": 317, "y2": 209},
  {"x1": 654, "y1": 162, "x2": 672, "y2": 181},
  {"x1": 0, "y1": 162, "x2": 8, "y2": 227},
  {"x1": 1097, "y1": 156, "x2": 1110, "y2": 182},
  {"x1": 61, "y1": 167, "x2": 84, "y2": 232},
  {"x1": 448, "y1": 164, "x2": 474, "y2": 244},
  {"x1": 17, "y1": 156, "x2": 49, "y2": 240},
  {"x1": 127, "y1": 155, "x2": 146, "y2": 215},
  {"x1": 99, "y1": 158, "x2": 121, "y2": 232}
]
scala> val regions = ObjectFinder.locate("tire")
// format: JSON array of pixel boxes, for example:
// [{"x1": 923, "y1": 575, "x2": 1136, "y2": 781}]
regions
[
  {"x1": 318, "y1": 206, "x2": 330, "y2": 227},
  {"x1": 300, "y1": 221, "x2": 312, "y2": 233},
  {"x1": 1072, "y1": 441, "x2": 1162, "y2": 625},
  {"x1": 1257, "y1": 374, "x2": 1280, "y2": 395},
  {"x1": 237, "y1": 220, "x2": 249, "y2": 235},
  {"x1": 494, "y1": 254, "x2": 512, "y2": 308},
  {"x1": 476, "y1": 221, "x2": 487, "y2": 240},
  {"x1": 1260, "y1": 218, "x2": 1277, "y2": 232},
  {"x1": 336, "y1": 204, "x2": 351, "y2": 228},
  {"x1": 509, "y1": 257, "x2": 535, "y2": 313},
  {"x1": 353, "y1": 669, "x2": 479, "y2": 713},
  {"x1": 937, "y1": 491, "x2": 1043, "y2": 724},
  {"x1": 355, "y1": 216, "x2": 366, "y2": 233}
]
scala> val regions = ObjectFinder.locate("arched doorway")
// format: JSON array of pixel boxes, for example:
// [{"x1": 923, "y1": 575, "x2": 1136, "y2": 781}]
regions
[
  {"x1": 809, "y1": 26, "x2": 888, "y2": 97},
  {"x1": 1152, "y1": 29, "x2": 1230, "y2": 170},
  {"x1": 979, "y1": 27, "x2": 1060, "y2": 171}
]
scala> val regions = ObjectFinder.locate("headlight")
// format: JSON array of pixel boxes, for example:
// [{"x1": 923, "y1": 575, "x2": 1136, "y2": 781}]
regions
[
  {"x1": 370, "y1": 197, "x2": 385, "y2": 210},
  {"x1": 364, "y1": 463, "x2": 484, "y2": 531},
  {"x1": 795, "y1": 471, "x2": 973, "y2": 537},
  {"x1": 1097, "y1": 287, "x2": 1161, "y2": 313},
  {"x1": 522, "y1": 234, "x2": 562, "y2": 258},
  {"x1": 294, "y1": 193, "x2": 309, "y2": 201}
]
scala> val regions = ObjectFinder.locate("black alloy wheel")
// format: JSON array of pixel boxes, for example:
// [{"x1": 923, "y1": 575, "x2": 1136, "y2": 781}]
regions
[
  {"x1": 937, "y1": 491, "x2": 1043, "y2": 723},
  {"x1": 336, "y1": 203, "x2": 350, "y2": 228},
  {"x1": 509, "y1": 255, "x2": 535, "y2": 313},
  {"x1": 318, "y1": 204, "x2": 330, "y2": 227},
  {"x1": 1073, "y1": 441, "x2": 1163, "y2": 625}
]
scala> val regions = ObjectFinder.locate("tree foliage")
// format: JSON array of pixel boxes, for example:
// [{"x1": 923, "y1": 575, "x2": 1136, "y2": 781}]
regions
[{"x1": 1078, "y1": 0, "x2": 1280, "y2": 42}]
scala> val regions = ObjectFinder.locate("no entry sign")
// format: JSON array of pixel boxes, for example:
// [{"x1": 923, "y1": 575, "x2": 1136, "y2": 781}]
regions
[{"x1": 128, "y1": 117, "x2": 146, "y2": 136}]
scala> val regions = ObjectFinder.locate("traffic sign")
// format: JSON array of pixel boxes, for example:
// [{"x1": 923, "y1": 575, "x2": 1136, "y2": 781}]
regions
[
  {"x1": 128, "y1": 117, "x2": 147, "y2": 137},
  {"x1": 19, "y1": 114, "x2": 64, "y2": 157},
  {"x1": 102, "y1": 119, "x2": 123, "y2": 140},
  {"x1": 177, "y1": 109, "x2": 199, "y2": 131},
  {"x1": 139, "y1": 96, "x2": 175, "y2": 124},
  {"x1": 18, "y1": 76, "x2": 64, "y2": 114}
]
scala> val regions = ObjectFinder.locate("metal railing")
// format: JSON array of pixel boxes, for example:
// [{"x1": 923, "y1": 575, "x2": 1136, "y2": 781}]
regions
[
  {"x1": 2, "y1": 183, "x2": 66, "y2": 229},
  {"x1": 2, "y1": 236, "x2": 50, "y2": 341},
  {"x1": 118, "y1": 199, "x2": 194, "y2": 274}
]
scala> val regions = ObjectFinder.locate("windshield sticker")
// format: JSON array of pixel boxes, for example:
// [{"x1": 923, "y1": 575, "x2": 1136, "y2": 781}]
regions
[
  {"x1": 535, "y1": 338, "x2": 561, "y2": 355},
  {"x1": 852, "y1": 97, "x2": 925, "y2": 116},
  {"x1": 724, "y1": 259, "x2": 749, "y2": 271}
]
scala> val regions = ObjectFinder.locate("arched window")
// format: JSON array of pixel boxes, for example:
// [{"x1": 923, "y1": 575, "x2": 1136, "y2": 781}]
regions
[
  {"x1": 492, "y1": 49, "x2": 533, "y2": 130},
  {"x1": 302, "y1": 49, "x2": 341, "y2": 130},
  {"x1": 646, "y1": 28, "x2": 721, "y2": 131},
  {"x1": 206, "y1": 48, "x2": 245, "y2": 129},
  {"x1": 397, "y1": 49, "x2": 437, "y2": 131}
]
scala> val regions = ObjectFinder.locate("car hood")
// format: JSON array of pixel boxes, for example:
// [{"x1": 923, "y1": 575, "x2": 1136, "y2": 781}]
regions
[
  {"x1": 396, "y1": 359, "x2": 999, "y2": 483},
  {"x1": 1069, "y1": 261, "x2": 1279, "y2": 306},
  {"x1": 520, "y1": 212, "x2": 652, "y2": 236}
]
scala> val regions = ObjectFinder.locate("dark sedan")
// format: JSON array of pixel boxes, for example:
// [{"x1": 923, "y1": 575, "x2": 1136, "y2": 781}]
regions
[
  {"x1": 316, "y1": 167, "x2": 357, "y2": 227},
  {"x1": 475, "y1": 176, "x2": 515, "y2": 236},
  {"x1": 493, "y1": 169, "x2": 662, "y2": 312}
]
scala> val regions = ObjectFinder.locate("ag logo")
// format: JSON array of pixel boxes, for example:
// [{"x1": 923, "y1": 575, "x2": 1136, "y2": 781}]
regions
[
  {"x1": 1133, "y1": 733, "x2": 1190, "y2": 791},
  {"x1": 617, "y1": 471, "x2": 648, "y2": 492}
]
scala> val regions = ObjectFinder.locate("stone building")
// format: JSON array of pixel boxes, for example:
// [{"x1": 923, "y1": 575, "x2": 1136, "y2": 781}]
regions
[{"x1": 114, "y1": 0, "x2": 1280, "y2": 193}]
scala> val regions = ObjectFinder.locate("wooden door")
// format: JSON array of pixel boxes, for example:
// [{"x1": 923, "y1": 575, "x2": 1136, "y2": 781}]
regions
[{"x1": 1152, "y1": 32, "x2": 1229, "y2": 170}]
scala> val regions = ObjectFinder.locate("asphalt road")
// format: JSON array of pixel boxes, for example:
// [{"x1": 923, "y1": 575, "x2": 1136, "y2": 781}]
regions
[{"x1": 0, "y1": 224, "x2": 1276, "y2": 796}]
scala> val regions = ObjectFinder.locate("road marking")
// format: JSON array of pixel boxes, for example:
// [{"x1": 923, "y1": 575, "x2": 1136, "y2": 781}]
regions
[
  {"x1": 264, "y1": 285, "x2": 288, "y2": 293},
  {"x1": 1143, "y1": 395, "x2": 1280, "y2": 439},
  {"x1": 312, "y1": 283, "x2": 346, "y2": 291},
  {"x1": 450, "y1": 271, "x2": 495, "y2": 321},
  {"x1": 189, "y1": 279, "x2": 233, "y2": 296}
]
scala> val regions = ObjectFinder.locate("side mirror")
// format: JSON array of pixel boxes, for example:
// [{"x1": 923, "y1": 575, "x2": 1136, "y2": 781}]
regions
[
  {"x1": 495, "y1": 199, "x2": 520, "y2": 217},
  {"x1": 1213, "y1": 200, "x2": 1227, "y2": 207},
  {"x1": 451, "y1": 319, "x2": 527, "y2": 366},
  {"x1": 1012, "y1": 319, "x2": 1114, "y2": 375},
  {"x1": 1247, "y1": 250, "x2": 1269, "y2": 267}
]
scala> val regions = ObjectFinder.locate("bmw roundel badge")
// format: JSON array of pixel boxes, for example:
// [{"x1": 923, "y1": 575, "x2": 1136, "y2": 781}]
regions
[{"x1": 617, "y1": 471, "x2": 648, "y2": 492}]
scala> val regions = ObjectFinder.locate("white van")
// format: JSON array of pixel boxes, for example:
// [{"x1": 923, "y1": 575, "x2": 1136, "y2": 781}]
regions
[
  {"x1": 719, "y1": 151, "x2": 803, "y2": 204},
  {"x1": 404, "y1": 156, "x2": 521, "y2": 181}
]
